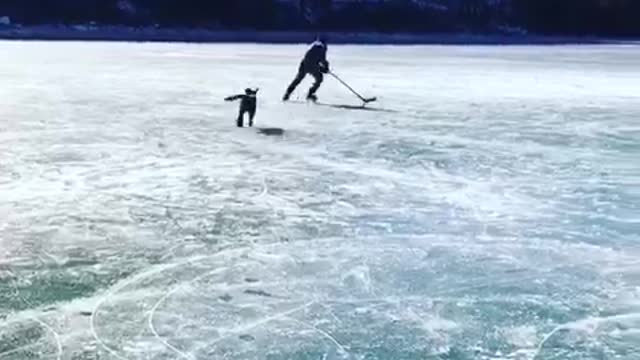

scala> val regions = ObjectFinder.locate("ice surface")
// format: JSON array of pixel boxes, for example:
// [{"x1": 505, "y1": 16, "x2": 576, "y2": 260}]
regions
[{"x1": 0, "y1": 41, "x2": 639, "y2": 360}]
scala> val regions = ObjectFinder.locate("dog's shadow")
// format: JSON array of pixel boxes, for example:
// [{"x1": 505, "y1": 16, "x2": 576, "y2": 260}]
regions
[{"x1": 257, "y1": 127, "x2": 285, "y2": 136}]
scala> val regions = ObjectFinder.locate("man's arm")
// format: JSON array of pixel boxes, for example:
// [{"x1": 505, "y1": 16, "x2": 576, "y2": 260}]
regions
[{"x1": 319, "y1": 47, "x2": 330, "y2": 72}]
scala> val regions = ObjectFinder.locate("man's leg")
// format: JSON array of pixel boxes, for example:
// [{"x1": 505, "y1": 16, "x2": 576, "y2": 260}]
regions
[
  {"x1": 307, "y1": 70, "x2": 324, "y2": 100},
  {"x1": 283, "y1": 64, "x2": 307, "y2": 101}
]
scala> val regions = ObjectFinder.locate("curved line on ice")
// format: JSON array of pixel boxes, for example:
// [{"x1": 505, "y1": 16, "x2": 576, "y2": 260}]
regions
[
  {"x1": 148, "y1": 266, "x2": 231, "y2": 360},
  {"x1": 207, "y1": 302, "x2": 315, "y2": 348},
  {"x1": 91, "y1": 255, "x2": 213, "y2": 360},
  {"x1": 6, "y1": 280, "x2": 63, "y2": 360},
  {"x1": 88, "y1": 235, "x2": 507, "y2": 359},
  {"x1": 149, "y1": 278, "x2": 313, "y2": 358},
  {"x1": 148, "y1": 257, "x2": 312, "y2": 358},
  {"x1": 257, "y1": 175, "x2": 268, "y2": 198},
  {"x1": 32, "y1": 318, "x2": 62, "y2": 360},
  {"x1": 284, "y1": 317, "x2": 349, "y2": 357},
  {"x1": 532, "y1": 312, "x2": 640, "y2": 360}
]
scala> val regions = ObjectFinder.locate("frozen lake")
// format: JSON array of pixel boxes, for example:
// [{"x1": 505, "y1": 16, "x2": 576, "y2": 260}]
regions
[{"x1": 1, "y1": 41, "x2": 639, "y2": 360}]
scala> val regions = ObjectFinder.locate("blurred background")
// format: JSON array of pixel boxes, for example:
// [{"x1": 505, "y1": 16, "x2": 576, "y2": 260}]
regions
[{"x1": 0, "y1": 0, "x2": 639, "y2": 36}]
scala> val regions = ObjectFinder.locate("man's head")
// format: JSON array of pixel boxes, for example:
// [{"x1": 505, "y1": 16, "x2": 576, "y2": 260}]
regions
[
  {"x1": 316, "y1": 35, "x2": 327, "y2": 45},
  {"x1": 245, "y1": 88, "x2": 258, "y2": 95}
]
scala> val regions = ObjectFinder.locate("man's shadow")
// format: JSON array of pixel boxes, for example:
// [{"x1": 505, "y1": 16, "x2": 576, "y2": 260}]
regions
[
  {"x1": 291, "y1": 100, "x2": 396, "y2": 113},
  {"x1": 322, "y1": 103, "x2": 397, "y2": 113}
]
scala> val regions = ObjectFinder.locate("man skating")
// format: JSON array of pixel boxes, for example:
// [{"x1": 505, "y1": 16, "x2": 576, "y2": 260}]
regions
[{"x1": 283, "y1": 36, "x2": 330, "y2": 102}]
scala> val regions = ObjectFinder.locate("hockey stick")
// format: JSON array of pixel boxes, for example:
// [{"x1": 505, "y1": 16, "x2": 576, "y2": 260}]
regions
[{"x1": 329, "y1": 71, "x2": 377, "y2": 105}]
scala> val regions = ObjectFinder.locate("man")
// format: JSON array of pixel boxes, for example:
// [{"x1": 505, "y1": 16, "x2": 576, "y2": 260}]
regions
[{"x1": 283, "y1": 36, "x2": 330, "y2": 102}]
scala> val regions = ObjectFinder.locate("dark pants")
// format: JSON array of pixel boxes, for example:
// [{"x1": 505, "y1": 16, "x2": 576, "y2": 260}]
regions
[
  {"x1": 237, "y1": 108, "x2": 256, "y2": 127},
  {"x1": 285, "y1": 63, "x2": 324, "y2": 98}
]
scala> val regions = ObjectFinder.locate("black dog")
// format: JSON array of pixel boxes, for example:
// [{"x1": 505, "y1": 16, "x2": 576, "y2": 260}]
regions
[{"x1": 225, "y1": 88, "x2": 258, "y2": 127}]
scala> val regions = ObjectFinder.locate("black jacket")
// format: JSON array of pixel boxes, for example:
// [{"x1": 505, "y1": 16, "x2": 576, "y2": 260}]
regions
[{"x1": 302, "y1": 40, "x2": 329, "y2": 71}]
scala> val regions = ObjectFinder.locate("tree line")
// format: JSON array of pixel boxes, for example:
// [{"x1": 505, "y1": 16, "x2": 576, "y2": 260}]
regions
[{"x1": 1, "y1": 0, "x2": 639, "y2": 36}]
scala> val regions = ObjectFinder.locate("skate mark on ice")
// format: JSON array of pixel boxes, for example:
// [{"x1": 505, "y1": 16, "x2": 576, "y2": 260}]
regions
[
  {"x1": 147, "y1": 266, "x2": 231, "y2": 360},
  {"x1": 90, "y1": 238, "x2": 460, "y2": 359},
  {"x1": 149, "y1": 267, "x2": 314, "y2": 358},
  {"x1": 257, "y1": 175, "x2": 268, "y2": 198},
  {"x1": 91, "y1": 255, "x2": 214, "y2": 360},
  {"x1": 531, "y1": 312, "x2": 640, "y2": 360},
  {"x1": 7, "y1": 280, "x2": 63, "y2": 360},
  {"x1": 243, "y1": 289, "x2": 281, "y2": 298},
  {"x1": 284, "y1": 316, "x2": 349, "y2": 357},
  {"x1": 36, "y1": 318, "x2": 62, "y2": 360},
  {"x1": 0, "y1": 343, "x2": 42, "y2": 359},
  {"x1": 91, "y1": 242, "x2": 286, "y2": 358},
  {"x1": 207, "y1": 302, "x2": 315, "y2": 348},
  {"x1": 0, "y1": 317, "x2": 62, "y2": 360}
]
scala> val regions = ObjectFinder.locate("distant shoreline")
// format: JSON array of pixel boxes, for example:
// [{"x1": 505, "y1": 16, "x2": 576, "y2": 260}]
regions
[{"x1": 0, "y1": 26, "x2": 637, "y2": 45}]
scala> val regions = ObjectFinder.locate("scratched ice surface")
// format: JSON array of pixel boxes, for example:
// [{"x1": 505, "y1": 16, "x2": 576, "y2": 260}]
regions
[{"x1": 1, "y1": 41, "x2": 639, "y2": 360}]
